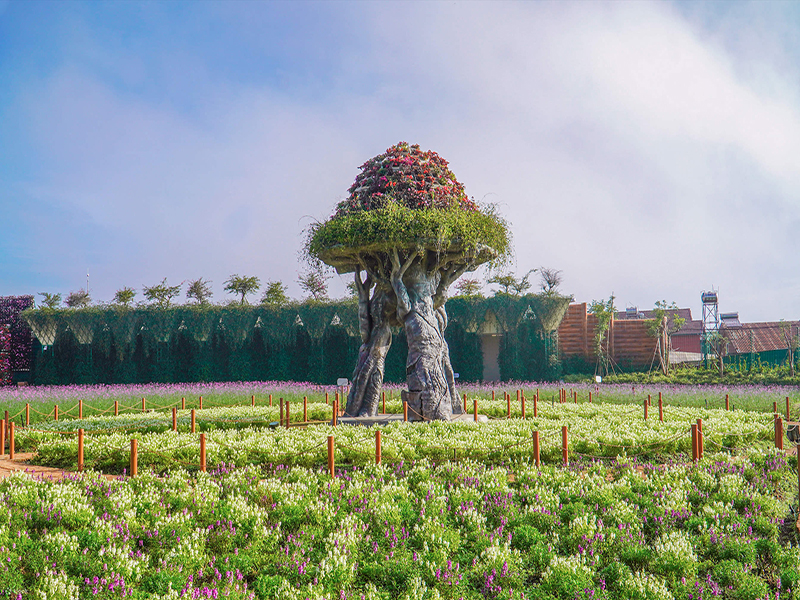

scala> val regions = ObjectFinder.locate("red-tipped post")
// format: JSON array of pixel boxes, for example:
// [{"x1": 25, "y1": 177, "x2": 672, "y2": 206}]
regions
[
  {"x1": 533, "y1": 430, "x2": 540, "y2": 468},
  {"x1": 375, "y1": 430, "x2": 382, "y2": 464},
  {"x1": 328, "y1": 435, "x2": 335, "y2": 477},
  {"x1": 562, "y1": 426, "x2": 569, "y2": 465},
  {"x1": 77, "y1": 428, "x2": 84, "y2": 472}
]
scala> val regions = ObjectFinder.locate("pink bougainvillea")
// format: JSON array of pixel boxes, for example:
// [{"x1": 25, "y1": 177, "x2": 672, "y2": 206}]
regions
[
  {"x1": 335, "y1": 142, "x2": 478, "y2": 216},
  {"x1": 0, "y1": 325, "x2": 11, "y2": 386}
]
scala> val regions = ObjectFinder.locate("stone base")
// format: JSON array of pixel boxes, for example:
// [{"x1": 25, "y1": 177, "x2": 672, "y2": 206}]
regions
[{"x1": 333, "y1": 412, "x2": 489, "y2": 427}]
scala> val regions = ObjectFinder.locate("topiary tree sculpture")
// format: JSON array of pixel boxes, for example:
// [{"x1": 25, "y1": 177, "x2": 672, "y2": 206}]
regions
[{"x1": 307, "y1": 142, "x2": 510, "y2": 420}]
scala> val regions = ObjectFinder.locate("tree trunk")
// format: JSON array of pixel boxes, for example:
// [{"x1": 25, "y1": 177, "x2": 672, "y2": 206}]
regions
[
  {"x1": 345, "y1": 275, "x2": 393, "y2": 417},
  {"x1": 392, "y1": 254, "x2": 462, "y2": 421}
]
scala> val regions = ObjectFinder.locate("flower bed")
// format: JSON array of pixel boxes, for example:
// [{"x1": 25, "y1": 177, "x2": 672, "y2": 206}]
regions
[
  {"x1": 0, "y1": 452, "x2": 797, "y2": 599},
  {"x1": 16, "y1": 403, "x2": 777, "y2": 473}
]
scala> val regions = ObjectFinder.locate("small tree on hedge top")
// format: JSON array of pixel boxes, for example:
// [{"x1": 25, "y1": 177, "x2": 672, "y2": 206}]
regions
[
  {"x1": 186, "y1": 278, "x2": 213, "y2": 305},
  {"x1": 143, "y1": 279, "x2": 182, "y2": 308},
  {"x1": 113, "y1": 287, "x2": 136, "y2": 307},
  {"x1": 306, "y1": 141, "x2": 511, "y2": 419},
  {"x1": 261, "y1": 281, "x2": 290, "y2": 307},
  {"x1": 224, "y1": 275, "x2": 260, "y2": 305},
  {"x1": 38, "y1": 292, "x2": 62, "y2": 310},
  {"x1": 65, "y1": 290, "x2": 91, "y2": 308}
]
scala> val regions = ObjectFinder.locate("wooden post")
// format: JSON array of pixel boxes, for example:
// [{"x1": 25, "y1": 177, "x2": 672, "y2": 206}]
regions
[
  {"x1": 280, "y1": 398, "x2": 284, "y2": 426},
  {"x1": 403, "y1": 401, "x2": 408, "y2": 422},
  {"x1": 304, "y1": 397, "x2": 308, "y2": 422},
  {"x1": 517, "y1": 389, "x2": 521, "y2": 405},
  {"x1": 533, "y1": 430, "x2": 540, "y2": 468},
  {"x1": 142, "y1": 397, "x2": 146, "y2": 412},
  {"x1": 562, "y1": 426, "x2": 568, "y2": 465},
  {"x1": 130, "y1": 439, "x2": 138, "y2": 477},
  {"x1": 0, "y1": 420, "x2": 4, "y2": 457},
  {"x1": 521, "y1": 395, "x2": 526, "y2": 419},
  {"x1": 200, "y1": 433, "x2": 206, "y2": 472},
  {"x1": 79, "y1": 399, "x2": 83, "y2": 419},
  {"x1": 325, "y1": 392, "x2": 328, "y2": 405},
  {"x1": 463, "y1": 393, "x2": 467, "y2": 412},
  {"x1": 77, "y1": 428, "x2": 84, "y2": 472},
  {"x1": 114, "y1": 400, "x2": 119, "y2": 417},
  {"x1": 269, "y1": 394, "x2": 273, "y2": 407},
  {"x1": 473, "y1": 399, "x2": 478, "y2": 422},
  {"x1": 172, "y1": 407, "x2": 177, "y2": 431},
  {"x1": 787, "y1": 397, "x2": 791, "y2": 420},
  {"x1": 286, "y1": 401, "x2": 290, "y2": 429},
  {"x1": 644, "y1": 399, "x2": 648, "y2": 420},
  {"x1": 725, "y1": 394, "x2": 730, "y2": 411},
  {"x1": 492, "y1": 390, "x2": 495, "y2": 401},
  {"x1": 648, "y1": 394, "x2": 651, "y2": 409},
  {"x1": 534, "y1": 393, "x2": 538, "y2": 418},
  {"x1": 333, "y1": 400, "x2": 338, "y2": 427},
  {"x1": 574, "y1": 390, "x2": 577, "y2": 404},
  {"x1": 8, "y1": 422, "x2": 14, "y2": 460},
  {"x1": 696, "y1": 418, "x2": 703, "y2": 459},
  {"x1": 191, "y1": 409, "x2": 196, "y2": 433},
  {"x1": 375, "y1": 430, "x2": 381, "y2": 464},
  {"x1": 775, "y1": 416, "x2": 784, "y2": 450},
  {"x1": 199, "y1": 396, "x2": 203, "y2": 410},
  {"x1": 54, "y1": 405, "x2": 58, "y2": 421},
  {"x1": 774, "y1": 401, "x2": 778, "y2": 415},
  {"x1": 328, "y1": 435, "x2": 335, "y2": 477},
  {"x1": 252, "y1": 394, "x2": 255, "y2": 407},
  {"x1": 507, "y1": 395, "x2": 511, "y2": 418},
  {"x1": 181, "y1": 397, "x2": 185, "y2": 410},
  {"x1": 658, "y1": 391, "x2": 662, "y2": 407},
  {"x1": 658, "y1": 394, "x2": 664, "y2": 422},
  {"x1": 589, "y1": 391, "x2": 592, "y2": 403},
  {"x1": 25, "y1": 403, "x2": 30, "y2": 427},
  {"x1": 382, "y1": 391, "x2": 386, "y2": 414},
  {"x1": 691, "y1": 424, "x2": 698, "y2": 462}
]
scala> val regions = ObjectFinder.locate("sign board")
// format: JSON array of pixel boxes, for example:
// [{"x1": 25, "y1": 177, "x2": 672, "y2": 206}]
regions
[
  {"x1": 337, "y1": 378, "x2": 349, "y2": 387},
  {"x1": 454, "y1": 373, "x2": 460, "y2": 379},
  {"x1": 595, "y1": 375, "x2": 602, "y2": 384}
]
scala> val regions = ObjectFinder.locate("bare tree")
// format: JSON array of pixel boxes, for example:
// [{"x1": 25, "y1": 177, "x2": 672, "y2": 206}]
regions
[{"x1": 539, "y1": 267, "x2": 563, "y2": 296}]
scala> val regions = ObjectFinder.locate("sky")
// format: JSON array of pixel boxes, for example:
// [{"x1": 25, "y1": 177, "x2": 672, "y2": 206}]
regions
[{"x1": 1, "y1": 0, "x2": 799, "y2": 322}]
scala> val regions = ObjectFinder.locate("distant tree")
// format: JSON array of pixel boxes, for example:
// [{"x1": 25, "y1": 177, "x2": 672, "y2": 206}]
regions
[
  {"x1": 113, "y1": 287, "x2": 136, "y2": 307},
  {"x1": 454, "y1": 277, "x2": 482, "y2": 297},
  {"x1": 143, "y1": 278, "x2": 182, "y2": 308},
  {"x1": 779, "y1": 320, "x2": 798, "y2": 377},
  {"x1": 707, "y1": 331, "x2": 728, "y2": 377},
  {"x1": 345, "y1": 280, "x2": 359, "y2": 298},
  {"x1": 261, "y1": 280, "x2": 289, "y2": 307},
  {"x1": 298, "y1": 265, "x2": 330, "y2": 301},
  {"x1": 186, "y1": 278, "x2": 213, "y2": 305},
  {"x1": 224, "y1": 274, "x2": 260, "y2": 305},
  {"x1": 38, "y1": 292, "x2": 62, "y2": 310},
  {"x1": 65, "y1": 290, "x2": 91, "y2": 308},
  {"x1": 539, "y1": 267, "x2": 563, "y2": 296},
  {"x1": 646, "y1": 300, "x2": 686, "y2": 376},
  {"x1": 589, "y1": 294, "x2": 616, "y2": 376},
  {"x1": 488, "y1": 269, "x2": 536, "y2": 296}
]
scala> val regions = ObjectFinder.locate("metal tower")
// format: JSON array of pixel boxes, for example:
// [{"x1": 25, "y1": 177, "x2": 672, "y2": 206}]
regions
[{"x1": 701, "y1": 290, "x2": 719, "y2": 364}]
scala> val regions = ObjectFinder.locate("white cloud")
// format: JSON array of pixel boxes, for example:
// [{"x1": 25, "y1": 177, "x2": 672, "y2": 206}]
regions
[{"x1": 6, "y1": 1, "x2": 800, "y2": 320}]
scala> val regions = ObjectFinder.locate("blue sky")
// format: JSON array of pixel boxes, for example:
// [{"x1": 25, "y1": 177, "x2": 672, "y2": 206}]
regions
[{"x1": 2, "y1": 0, "x2": 800, "y2": 321}]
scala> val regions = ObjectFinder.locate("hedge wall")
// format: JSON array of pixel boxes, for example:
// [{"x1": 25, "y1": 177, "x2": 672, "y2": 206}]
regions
[
  {"x1": 22, "y1": 294, "x2": 570, "y2": 386},
  {"x1": 0, "y1": 325, "x2": 10, "y2": 386}
]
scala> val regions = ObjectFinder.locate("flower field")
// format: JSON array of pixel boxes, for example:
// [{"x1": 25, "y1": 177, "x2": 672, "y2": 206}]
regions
[
  {"x1": 0, "y1": 382, "x2": 799, "y2": 599},
  {"x1": 0, "y1": 452, "x2": 798, "y2": 599}
]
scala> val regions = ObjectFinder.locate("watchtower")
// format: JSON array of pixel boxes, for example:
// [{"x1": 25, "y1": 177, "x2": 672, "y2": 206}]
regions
[{"x1": 701, "y1": 290, "x2": 719, "y2": 364}]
